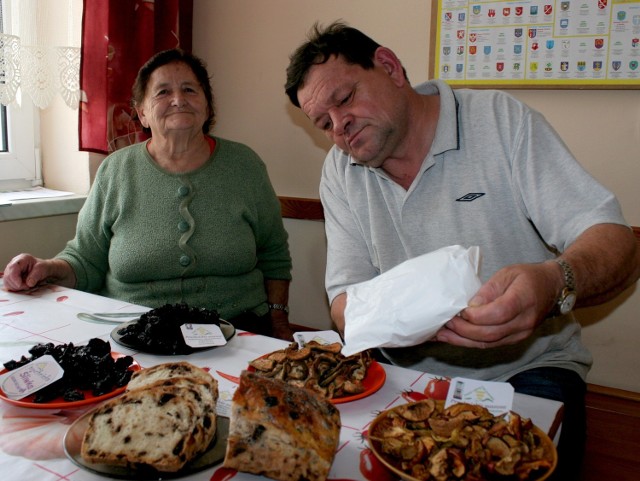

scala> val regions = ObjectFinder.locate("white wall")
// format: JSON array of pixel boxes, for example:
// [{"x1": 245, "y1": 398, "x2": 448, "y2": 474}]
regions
[
  {"x1": 193, "y1": 0, "x2": 432, "y2": 198},
  {"x1": 0, "y1": 214, "x2": 78, "y2": 267},
  {"x1": 284, "y1": 218, "x2": 331, "y2": 329},
  {"x1": 192, "y1": 0, "x2": 640, "y2": 392}
]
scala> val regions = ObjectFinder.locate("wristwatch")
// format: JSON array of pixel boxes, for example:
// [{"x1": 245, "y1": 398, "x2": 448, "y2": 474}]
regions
[
  {"x1": 268, "y1": 303, "x2": 289, "y2": 314},
  {"x1": 552, "y1": 259, "x2": 577, "y2": 316}
]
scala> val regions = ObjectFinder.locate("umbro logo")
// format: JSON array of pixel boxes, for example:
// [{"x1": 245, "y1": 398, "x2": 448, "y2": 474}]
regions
[{"x1": 456, "y1": 193, "x2": 485, "y2": 202}]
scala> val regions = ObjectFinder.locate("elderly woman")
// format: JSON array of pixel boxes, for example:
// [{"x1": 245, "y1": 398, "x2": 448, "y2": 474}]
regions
[{"x1": 3, "y1": 49, "x2": 293, "y2": 340}]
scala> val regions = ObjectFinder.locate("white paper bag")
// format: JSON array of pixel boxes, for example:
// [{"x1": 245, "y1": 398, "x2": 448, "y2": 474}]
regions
[{"x1": 341, "y1": 245, "x2": 482, "y2": 356}]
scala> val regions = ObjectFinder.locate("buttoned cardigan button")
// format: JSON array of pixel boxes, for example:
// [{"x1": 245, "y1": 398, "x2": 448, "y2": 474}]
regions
[
  {"x1": 179, "y1": 255, "x2": 191, "y2": 266},
  {"x1": 178, "y1": 221, "x2": 190, "y2": 232},
  {"x1": 178, "y1": 186, "x2": 190, "y2": 196}
]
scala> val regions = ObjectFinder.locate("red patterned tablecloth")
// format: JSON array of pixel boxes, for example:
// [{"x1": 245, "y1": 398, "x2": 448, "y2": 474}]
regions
[{"x1": 0, "y1": 282, "x2": 562, "y2": 481}]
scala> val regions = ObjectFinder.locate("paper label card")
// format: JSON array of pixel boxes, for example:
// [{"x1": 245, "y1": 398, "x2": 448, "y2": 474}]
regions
[
  {"x1": 294, "y1": 330, "x2": 343, "y2": 349},
  {"x1": 180, "y1": 323, "x2": 227, "y2": 347},
  {"x1": 445, "y1": 376, "x2": 514, "y2": 416},
  {"x1": 213, "y1": 375, "x2": 239, "y2": 418},
  {"x1": 0, "y1": 355, "x2": 64, "y2": 400}
]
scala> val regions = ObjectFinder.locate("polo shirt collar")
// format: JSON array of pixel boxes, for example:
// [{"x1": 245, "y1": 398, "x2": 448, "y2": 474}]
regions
[
  {"x1": 414, "y1": 79, "x2": 460, "y2": 156},
  {"x1": 345, "y1": 79, "x2": 460, "y2": 167}
]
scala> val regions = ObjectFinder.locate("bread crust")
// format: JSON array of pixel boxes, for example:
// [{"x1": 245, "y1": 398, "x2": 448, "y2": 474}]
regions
[
  {"x1": 127, "y1": 361, "x2": 217, "y2": 394},
  {"x1": 223, "y1": 371, "x2": 341, "y2": 481}
]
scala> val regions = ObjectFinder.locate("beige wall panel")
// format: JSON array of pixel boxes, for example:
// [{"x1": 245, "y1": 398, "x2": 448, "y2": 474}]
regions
[{"x1": 191, "y1": 0, "x2": 640, "y2": 392}]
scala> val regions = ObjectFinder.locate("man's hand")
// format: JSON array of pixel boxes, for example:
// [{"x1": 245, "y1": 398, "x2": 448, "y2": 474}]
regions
[{"x1": 435, "y1": 262, "x2": 562, "y2": 348}]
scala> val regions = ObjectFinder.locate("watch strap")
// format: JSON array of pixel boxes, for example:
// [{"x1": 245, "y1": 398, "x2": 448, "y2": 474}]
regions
[
  {"x1": 268, "y1": 303, "x2": 289, "y2": 314},
  {"x1": 554, "y1": 259, "x2": 576, "y2": 291},
  {"x1": 550, "y1": 258, "x2": 577, "y2": 316}
]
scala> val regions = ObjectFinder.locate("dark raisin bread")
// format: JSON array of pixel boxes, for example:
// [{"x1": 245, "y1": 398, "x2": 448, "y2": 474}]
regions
[{"x1": 223, "y1": 370, "x2": 341, "y2": 481}]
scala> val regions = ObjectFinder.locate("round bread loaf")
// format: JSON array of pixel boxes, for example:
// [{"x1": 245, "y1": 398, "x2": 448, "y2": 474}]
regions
[{"x1": 223, "y1": 370, "x2": 341, "y2": 481}]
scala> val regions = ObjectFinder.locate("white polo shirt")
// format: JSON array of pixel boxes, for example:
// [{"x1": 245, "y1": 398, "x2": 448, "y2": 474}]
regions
[{"x1": 320, "y1": 79, "x2": 627, "y2": 381}]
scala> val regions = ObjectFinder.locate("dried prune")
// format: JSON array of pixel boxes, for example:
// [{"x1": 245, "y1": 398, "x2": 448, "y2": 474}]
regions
[
  {"x1": 63, "y1": 388, "x2": 85, "y2": 402},
  {"x1": 2, "y1": 338, "x2": 134, "y2": 403}
]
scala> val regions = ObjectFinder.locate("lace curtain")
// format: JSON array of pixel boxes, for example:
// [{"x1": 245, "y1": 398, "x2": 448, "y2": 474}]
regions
[{"x1": 0, "y1": 0, "x2": 82, "y2": 109}]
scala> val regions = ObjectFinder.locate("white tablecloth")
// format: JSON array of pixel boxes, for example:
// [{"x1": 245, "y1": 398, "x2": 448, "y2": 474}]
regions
[{"x1": 0, "y1": 282, "x2": 563, "y2": 481}]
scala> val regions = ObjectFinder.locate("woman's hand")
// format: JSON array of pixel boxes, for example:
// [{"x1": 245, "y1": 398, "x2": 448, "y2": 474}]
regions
[
  {"x1": 2, "y1": 254, "x2": 76, "y2": 291},
  {"x1": 270, "y1": 310, "x2": 294, "y2": 341}
]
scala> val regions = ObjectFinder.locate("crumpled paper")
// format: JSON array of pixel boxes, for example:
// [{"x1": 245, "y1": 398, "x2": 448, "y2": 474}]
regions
[{"x1": 341, "y1": 245, "x2": 482, "y2": 356}]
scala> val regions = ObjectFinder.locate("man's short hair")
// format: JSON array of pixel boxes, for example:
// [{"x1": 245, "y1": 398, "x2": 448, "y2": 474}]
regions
[{"x1": 285, "y1": 21, "x2": 381, "y2": 108}]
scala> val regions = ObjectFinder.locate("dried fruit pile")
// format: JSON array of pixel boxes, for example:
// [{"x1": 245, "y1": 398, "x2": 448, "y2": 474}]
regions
[
  {"x1": 249, "y1": 341, "x2": 371, "y2": 399},
  {"x1": 116, "y1": 303, "x2": 220, "y2": 354},
  {"x1": 369, "y1": 400, "x2": 555, "y2": 481},
  {"x1": 3, "y1": 338, "x2": 134, "y2": 403}
]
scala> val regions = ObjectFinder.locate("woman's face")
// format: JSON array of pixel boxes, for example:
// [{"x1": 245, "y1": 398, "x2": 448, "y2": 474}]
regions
[{"x1": 136, "y1": 61, "x2": 209, "y2": 138}]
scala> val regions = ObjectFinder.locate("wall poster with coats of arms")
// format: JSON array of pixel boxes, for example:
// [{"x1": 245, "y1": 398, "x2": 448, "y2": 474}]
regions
[{"x1": 432, "y1": 0, "x2": 640, "y2": 88}]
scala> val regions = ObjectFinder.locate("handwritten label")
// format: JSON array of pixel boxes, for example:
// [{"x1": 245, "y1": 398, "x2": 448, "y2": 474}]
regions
[
  {"x1": 180, "y1": 323, "x2": 227, "y2": 348},
  {"x1": 445, "y1": 376, "x2": 514, "y2": 416},
  {"x1": 0, "y1": 355, "x2": 64, "y2": 400}
]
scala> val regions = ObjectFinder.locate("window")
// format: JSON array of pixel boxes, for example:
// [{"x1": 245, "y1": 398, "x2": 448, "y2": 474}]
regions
[
  {"x1": 0, "y1": 0, "x2": 40, "y2": 190},
  {"x1": 0, "y1": 95, "x2": 39, "y2": 189}
]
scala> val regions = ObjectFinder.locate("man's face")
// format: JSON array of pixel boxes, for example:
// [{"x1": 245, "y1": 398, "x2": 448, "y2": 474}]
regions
[{"x1": 297, "y1": 54, "x2": 405, "y2": 168}]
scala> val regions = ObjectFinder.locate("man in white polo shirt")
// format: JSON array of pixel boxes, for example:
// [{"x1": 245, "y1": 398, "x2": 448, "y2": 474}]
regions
[{"x1": 285, "y1": 21, "x2": 639, "y2": 481}]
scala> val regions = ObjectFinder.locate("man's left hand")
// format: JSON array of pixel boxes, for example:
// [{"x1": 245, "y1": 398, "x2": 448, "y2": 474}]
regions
[{"x1": 434, "y1": 262, "x2": 562, "y2": 348}]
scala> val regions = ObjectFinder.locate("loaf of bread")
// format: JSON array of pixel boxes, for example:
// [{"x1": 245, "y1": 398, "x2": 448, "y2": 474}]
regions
[
  {"x1": 223, "y1": 370, "x2": 341, "y2": 481},
  {"x1": 81, "y1": 361, "x2": 218, "y2": 473}
]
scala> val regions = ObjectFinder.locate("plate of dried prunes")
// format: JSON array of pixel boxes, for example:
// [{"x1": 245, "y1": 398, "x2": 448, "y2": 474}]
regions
[
  {"x1": 0, "y1": 338, "x2": 140, "y2": 409},
  {"x1": 111, "y1": 303, "x2": 235, "y2": 355}
]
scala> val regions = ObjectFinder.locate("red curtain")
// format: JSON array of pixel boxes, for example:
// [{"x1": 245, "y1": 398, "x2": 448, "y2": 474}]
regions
[{"x1": 79, "y1": 0, "x2": 193, "y2": 154}]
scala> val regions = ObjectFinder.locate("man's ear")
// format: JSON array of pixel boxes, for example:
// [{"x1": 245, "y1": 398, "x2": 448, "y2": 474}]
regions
[{"x1": 373, "y1": 47, "x2": 408, "y2": 86}]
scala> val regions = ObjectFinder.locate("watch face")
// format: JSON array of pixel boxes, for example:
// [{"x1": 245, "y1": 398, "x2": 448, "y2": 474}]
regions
[{"x1": 560, "y1": 292, "x2": 577, "y2": 315}]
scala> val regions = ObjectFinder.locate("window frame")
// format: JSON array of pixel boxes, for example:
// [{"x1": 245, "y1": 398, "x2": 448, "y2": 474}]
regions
[
  {"x1": 0, "y1": 0, "x2": 41, "y2": 189},
  {"x1": 0, "y1": 98, "x2": 40, "y2": 189}
]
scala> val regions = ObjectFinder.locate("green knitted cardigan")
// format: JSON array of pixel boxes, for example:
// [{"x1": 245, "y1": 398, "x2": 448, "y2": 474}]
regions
[{"x1": 57, "y1": 136, "x2": 292, "y2": 319}]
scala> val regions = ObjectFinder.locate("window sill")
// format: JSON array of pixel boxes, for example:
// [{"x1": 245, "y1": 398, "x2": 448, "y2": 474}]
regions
[{"x1": 0, "y1": 194, "x2": 86, "y2": 222}]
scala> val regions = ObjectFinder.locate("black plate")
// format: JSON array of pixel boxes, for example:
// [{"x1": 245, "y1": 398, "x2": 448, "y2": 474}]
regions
[
  {"x1": 110, "y1": 319, "x2": 236, "y2": 355},
  {"x1": 64, "y1": 411, "x2": 229, "y2": 480}
]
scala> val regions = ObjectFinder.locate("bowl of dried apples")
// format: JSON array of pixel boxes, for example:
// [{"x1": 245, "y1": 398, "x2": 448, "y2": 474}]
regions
[{"x1": 367, "y1": 399, "x2": 557, "y2": 481}]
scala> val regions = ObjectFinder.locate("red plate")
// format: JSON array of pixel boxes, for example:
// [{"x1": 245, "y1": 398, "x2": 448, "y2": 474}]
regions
[
  {"x1": 332, "y1": 360, "x2": 386, "y2": 404},
  {"x1": 0, "y1": 352, "x2": 141, "y2": 409},
  {"x1": 248, "y1": 358, "x2": 386, "y2": 404}
]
